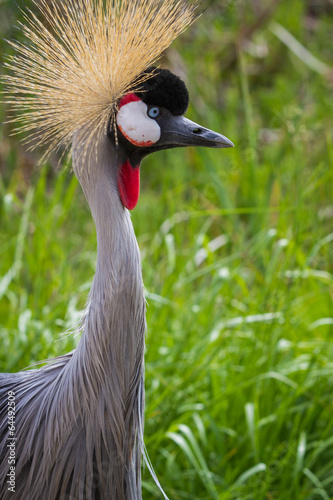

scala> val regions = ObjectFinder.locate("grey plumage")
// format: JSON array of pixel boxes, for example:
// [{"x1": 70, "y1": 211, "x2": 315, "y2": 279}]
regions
[{"x1": 1, "y1": 137, "x2": 146, "y2": 499}]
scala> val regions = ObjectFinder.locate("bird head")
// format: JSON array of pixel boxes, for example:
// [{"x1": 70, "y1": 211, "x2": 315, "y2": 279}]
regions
[
  {"x1": 2, "y1": 0, "x2": 234, "y2": 211},
  {"x1": 114, "y1": 68, "x2": 234, "y2": 210}
]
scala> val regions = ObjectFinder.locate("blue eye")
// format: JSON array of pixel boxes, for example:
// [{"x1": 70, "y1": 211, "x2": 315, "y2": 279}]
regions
[{"x1": 148, "y1": 107, "x2": 160, "y2": 119}]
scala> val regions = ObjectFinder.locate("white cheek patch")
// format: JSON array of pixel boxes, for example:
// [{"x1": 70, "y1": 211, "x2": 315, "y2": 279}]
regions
[{"x1": 117, "y1": 100, "x2": 161, "y2": 147}]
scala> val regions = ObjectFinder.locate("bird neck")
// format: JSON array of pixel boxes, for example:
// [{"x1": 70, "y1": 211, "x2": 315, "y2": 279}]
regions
[
  {"x1": 38, "y1": 134, "x2": 146, "y2": 499},
  {"x1": 72, "y1": 133, "x2": 146, "y2": 404}
]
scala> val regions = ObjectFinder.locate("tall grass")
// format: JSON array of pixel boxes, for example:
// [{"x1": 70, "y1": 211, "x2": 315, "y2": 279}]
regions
[{"x1": 1, "y1": 0, "x2": 333, "y2": 498}]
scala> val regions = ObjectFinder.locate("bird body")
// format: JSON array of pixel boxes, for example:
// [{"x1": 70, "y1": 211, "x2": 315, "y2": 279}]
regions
[
  {"x1": 1, "y1": 135, "x2": 146, "y2": 499},
  {"x1": 0, "y1": 1, "x2": 233, "y2": 498}
]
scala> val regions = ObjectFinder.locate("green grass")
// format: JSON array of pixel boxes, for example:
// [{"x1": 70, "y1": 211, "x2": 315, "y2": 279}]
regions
[{"x1": 1, "y1": 0, "x2": 333, "y2": 499}]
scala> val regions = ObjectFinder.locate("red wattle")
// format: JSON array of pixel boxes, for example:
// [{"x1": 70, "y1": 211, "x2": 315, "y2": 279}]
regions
[{"x1": 118, "y1": 160, "x2": 140, "y2": 210}]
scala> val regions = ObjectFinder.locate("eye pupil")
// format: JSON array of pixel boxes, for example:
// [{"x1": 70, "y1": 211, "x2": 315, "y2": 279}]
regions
[{"x1": 148, "y1": 107, "x2": 160, "y2": 118}]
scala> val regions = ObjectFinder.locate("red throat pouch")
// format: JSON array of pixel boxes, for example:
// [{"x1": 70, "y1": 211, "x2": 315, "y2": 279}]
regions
[{"x1": 117, "y1": 160, "x2": 140, "y2": 210}]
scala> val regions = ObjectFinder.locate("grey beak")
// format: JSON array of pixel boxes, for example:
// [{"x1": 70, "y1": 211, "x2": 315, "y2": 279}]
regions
[{"x1": 158, "y1": 115, "x2": 234, "y2": 149}]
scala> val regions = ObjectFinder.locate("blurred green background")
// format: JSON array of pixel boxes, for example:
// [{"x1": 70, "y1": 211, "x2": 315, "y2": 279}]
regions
[{"x1": 0, "y1": 0, "x2": 333, "y2": 498}]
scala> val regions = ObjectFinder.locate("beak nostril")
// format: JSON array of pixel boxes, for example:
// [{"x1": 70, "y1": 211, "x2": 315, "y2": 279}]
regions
[{"x1": 192, "y1": 128, "x2": 204, "y2": 135}]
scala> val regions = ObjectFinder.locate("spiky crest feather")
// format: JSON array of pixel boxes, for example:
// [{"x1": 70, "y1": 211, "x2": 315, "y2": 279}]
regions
[{"x1": 2, "y1": 0, "x2": 198, "y2": 162}]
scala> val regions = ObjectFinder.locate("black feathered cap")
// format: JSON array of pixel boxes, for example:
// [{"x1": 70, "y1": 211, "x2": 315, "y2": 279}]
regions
[{"x1": 137, "y1": 67, "x2": 189, "y2": 116}]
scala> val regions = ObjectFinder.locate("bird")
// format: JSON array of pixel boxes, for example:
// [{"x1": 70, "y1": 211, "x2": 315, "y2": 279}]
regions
[{"x1": 0, "y1": 0, "x2": 233, "y2": 499}]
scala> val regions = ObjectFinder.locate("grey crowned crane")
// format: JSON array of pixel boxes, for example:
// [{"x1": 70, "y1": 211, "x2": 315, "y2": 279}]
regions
[{"x1": 0, "y1": 0, "x2": 233, "y2": 499}]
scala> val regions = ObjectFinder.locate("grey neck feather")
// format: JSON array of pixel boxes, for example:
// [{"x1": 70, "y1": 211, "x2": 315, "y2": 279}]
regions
[
  {"x1": 73, "y1": 134, "x2": 146, "y2": 405},
  {"x1": 70, "y1": 134, "x2": 147, "y2": 497}
]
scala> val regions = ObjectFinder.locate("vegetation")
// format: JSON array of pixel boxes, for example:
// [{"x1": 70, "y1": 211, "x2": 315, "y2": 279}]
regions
[{"x1": 0, "y1": 0, "x2": 332, "y2": 498}]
